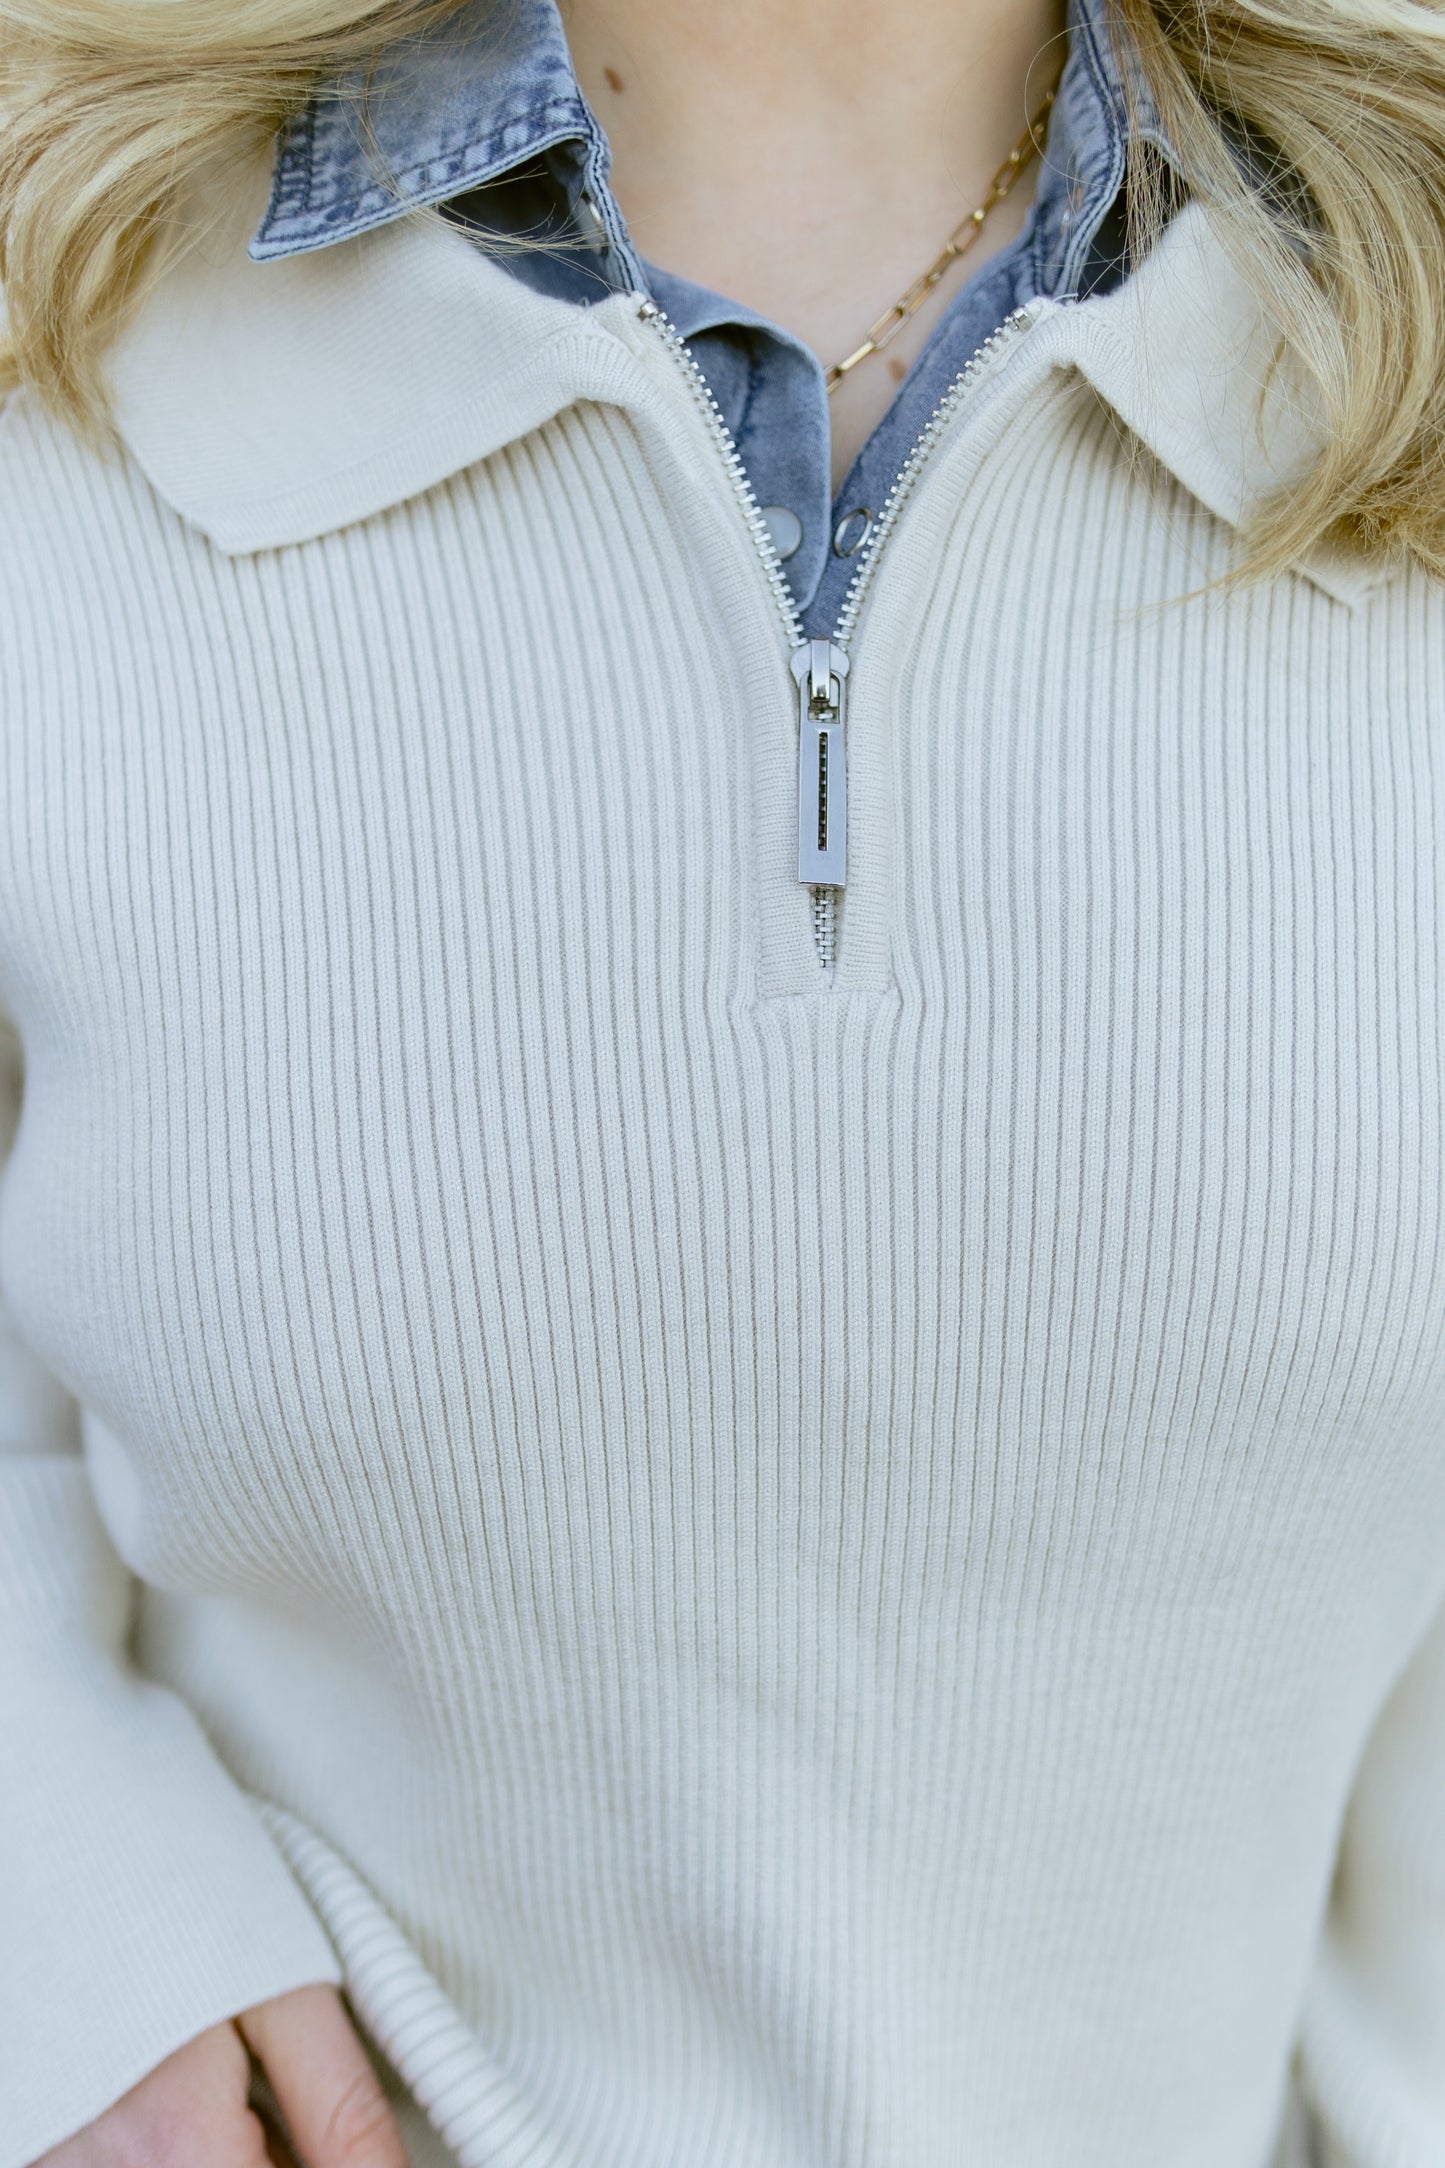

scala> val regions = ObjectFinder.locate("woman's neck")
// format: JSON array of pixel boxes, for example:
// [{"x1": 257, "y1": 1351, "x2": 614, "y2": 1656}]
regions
[{"x1": 561, "y1": 0, "x2": 1068, "y2": 483}]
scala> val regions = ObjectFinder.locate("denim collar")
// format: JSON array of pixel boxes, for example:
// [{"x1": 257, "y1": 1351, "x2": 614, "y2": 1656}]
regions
[{"x1": 252, "y1": 0, "x2": 1172, "y2": 275}]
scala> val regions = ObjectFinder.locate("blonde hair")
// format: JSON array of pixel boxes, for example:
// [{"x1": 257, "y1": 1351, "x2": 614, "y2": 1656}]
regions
[
  {"x1": 0, "y1": 1, "x2": 460, "y2": 417},
  {"x1": 2, "y1": 0, "x2": 1444, "y2": 579}
]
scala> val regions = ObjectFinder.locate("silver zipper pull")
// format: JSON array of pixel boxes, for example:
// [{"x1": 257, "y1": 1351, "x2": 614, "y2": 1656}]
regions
[{"x1": 792, "y1": 640, "x2": 848, "y2": 888}]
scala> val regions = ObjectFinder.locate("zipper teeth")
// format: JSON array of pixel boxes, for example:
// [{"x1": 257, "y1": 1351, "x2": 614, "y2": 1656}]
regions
[
  {"x1": 635, "y1": 296, "x2": 806, "y2": 652},
  {"x1": 830, "y1": 301, "x2": 1036, "y2": 648},
  {"x1": 637, "y1": 291, "x2": 1039, "y2": 658},
  {"x1": 811, "y1": 888, "x2": 837, "y2": 970}
]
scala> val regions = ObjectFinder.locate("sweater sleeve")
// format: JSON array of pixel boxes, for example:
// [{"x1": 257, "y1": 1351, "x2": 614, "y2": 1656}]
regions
[
  {"x1": 0, "y1": 1012, "x2": 341, "y2": 2168},
  {"x1": 1298, "y1": 1577, "x2": 1445, "y2": 2168}
]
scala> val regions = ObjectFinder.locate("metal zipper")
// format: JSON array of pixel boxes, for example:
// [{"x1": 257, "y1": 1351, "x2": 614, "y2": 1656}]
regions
[{"x1": 635, "y1": 294, "x2": 1039, "y2": 975}]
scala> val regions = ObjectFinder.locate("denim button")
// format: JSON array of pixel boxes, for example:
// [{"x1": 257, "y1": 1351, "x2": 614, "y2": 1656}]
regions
[
  {"x1": 832, "y1": 508, "x2": 874, "y2": 558},
  {"x1": 760, "y1": 506, "x2": 803, "y2": 561}
]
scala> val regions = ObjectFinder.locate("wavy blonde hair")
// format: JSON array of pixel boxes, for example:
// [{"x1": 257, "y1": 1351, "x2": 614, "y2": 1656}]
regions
[{"x1": 2, "y1": 0, "x2": 1444, "y2": 579}]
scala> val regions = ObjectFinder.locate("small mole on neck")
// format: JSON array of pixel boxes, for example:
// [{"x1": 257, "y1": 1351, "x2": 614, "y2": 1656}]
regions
[
  {"x1": 603, "y1": 65, "x2": 626, "y2": 92},
  {"x1": 888, "y1": 355, "x2": 907, "y2": 383}
]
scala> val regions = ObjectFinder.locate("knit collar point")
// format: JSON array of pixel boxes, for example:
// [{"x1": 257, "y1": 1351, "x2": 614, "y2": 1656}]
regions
[
  {"x1": 1057, "y1": 205, "x2": 1383, "y2": 609},
  {"x1": 108, "y1": 152, "x2": 645, "y2": 555}
]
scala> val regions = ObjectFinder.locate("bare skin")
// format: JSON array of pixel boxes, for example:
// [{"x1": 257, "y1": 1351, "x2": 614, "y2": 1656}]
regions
[
  {"x1": 35, "y1": 9, "x2": 1070, "y2": 2163},
  {"x1": 563, "y1": 0, "x2": 1068, "y2": 485},
  {"x1": 29, "y1": 1984, "x2": 407, "y2": 2168}
]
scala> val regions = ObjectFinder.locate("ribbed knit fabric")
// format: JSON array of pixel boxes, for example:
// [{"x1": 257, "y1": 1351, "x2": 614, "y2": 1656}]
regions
[{"x1": 2, "y1": 185, "x2": 1444, "y2": 2167}]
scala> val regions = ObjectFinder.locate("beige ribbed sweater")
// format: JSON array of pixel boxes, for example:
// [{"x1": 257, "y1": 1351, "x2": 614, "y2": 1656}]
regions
[{"x1": 2, "y1": 158, "x2": 1444, "y2": 2167}]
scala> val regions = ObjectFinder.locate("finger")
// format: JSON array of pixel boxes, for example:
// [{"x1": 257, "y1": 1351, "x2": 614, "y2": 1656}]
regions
[
  {"x1": 239, "y1": 1986, "x2": 408, "y2": 2168},
  {"x1": 247, "y1": 2041, "x2": 307, "y2": 2168},
  {"x1": 35, "y1": 2022, "x2": 271, "y2": 2168}
]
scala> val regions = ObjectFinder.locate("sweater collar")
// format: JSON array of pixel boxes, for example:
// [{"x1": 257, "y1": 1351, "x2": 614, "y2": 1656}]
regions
[{"x1": 108, "y1": 152, "x2": 1383, "y2": 608}]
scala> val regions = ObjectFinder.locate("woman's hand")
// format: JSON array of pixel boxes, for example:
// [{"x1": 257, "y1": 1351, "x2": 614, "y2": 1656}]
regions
[{"x1": 30, "y1": 1982, "x2": 409, "y2": 2167}]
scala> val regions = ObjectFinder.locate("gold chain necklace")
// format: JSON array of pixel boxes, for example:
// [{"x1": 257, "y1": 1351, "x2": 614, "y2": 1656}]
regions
[{"x1": 824, "y1": 81, "x2": 1060, "y2": 395}]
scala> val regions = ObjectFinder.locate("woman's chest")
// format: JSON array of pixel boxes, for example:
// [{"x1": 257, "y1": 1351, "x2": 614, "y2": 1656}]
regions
[{"x1": 4, "y1": 446, "x2": 1445, "y2": 1614}]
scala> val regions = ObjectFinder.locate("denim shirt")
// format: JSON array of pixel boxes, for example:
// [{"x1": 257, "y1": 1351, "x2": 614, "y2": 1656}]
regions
[{"x1": 253, "y1": 0, "x2": 1175, "y2": 633}]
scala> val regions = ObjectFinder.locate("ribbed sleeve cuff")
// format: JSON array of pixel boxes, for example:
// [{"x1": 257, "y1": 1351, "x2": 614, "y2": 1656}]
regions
[{"x1": 0, "y1": 1467, "x2": 341, "y2": 2165}]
